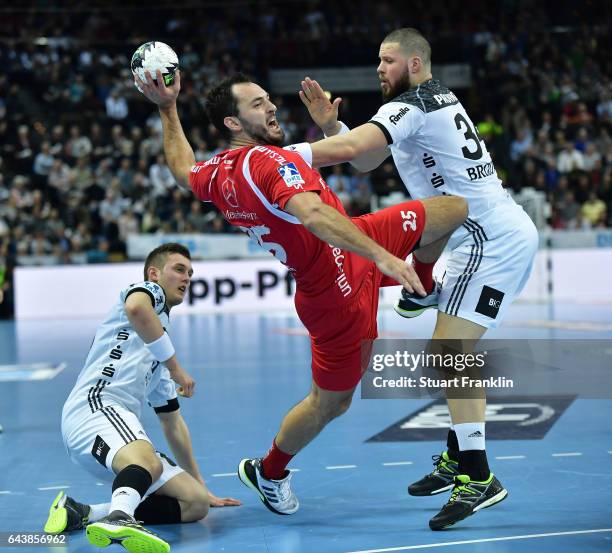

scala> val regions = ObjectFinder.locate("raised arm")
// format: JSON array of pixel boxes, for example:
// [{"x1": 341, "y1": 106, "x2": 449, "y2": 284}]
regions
[
  {"x1": 135, "y1": 69, "x2": 195, "y2": 190},
  {"x1": 284, "y1": 192, "x2": 425, "y2": 296},
  {"x1": 299, "y1": 77, "x2": 391, "y2": 170}
]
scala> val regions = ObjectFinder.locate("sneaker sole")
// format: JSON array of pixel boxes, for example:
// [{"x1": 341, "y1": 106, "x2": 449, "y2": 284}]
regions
[
  {"x1": 86, "y1": 522, "x2": 170, "y2": 553},
  {"x1": 393, "y1": 302, "x2": 436, "y2": 319},
  {"x1": 43, "y1": 491, "x2": 67, "y2": 534},
  {"x1": 430, "y1": 488, "x2": 509, "y2": 530},
  {"x1": 237, "y1": 459, "x2": 298, "y2": 516},
  {"x1": 473, "y1": 487, "x2": 508, "y2": 512},
  {"x1": 408, "y1": 483, "x2": 454, "y2": 496}
]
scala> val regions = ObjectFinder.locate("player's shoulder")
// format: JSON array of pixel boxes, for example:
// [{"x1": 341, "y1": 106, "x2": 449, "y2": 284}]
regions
[
  {"x1": 122, "y1": 281, "x2": 166, "y2": 313},
  {"x1": 392, "y1": 79, "x2": 460, "y2": 114},
  {"x1": 247, "y1": 144, "x2": 306, "y2": 170}
]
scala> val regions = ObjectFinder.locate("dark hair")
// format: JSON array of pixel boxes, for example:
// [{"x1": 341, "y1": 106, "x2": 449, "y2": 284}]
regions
[
  {"x1": 204, "y1": 73, "x2": 252, "y2": 139},
  {"x1": 144, "y1": 242, "x2": 191, "y2": 280},
  {"x1": 383, "y1": 28, "x2": 431, "y2": 66}
]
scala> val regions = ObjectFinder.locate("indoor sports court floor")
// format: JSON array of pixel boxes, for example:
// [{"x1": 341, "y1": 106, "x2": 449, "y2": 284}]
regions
[{"x1": 1, "y1": 302, "x2": 611, "y2": 552}]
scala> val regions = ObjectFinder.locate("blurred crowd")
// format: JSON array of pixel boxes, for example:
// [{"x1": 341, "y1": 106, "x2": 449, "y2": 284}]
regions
[{"x1": 0, "y1": 0, "x2": 611, "y2": 316}]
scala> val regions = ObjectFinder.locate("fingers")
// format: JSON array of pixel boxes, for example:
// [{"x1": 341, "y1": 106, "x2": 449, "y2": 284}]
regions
[
  {"x1": 301, "y1": 76, "x2": 327, "y2": 102},
  {"x1": 404, "y1": 266, "x2": 426, "y2": 297},
  {"x1": 298, "y1": 90, "x2": 309, "y2": 106},
  {"x1": 211, "y1": 497, "x2": 242, "y2": 507}
]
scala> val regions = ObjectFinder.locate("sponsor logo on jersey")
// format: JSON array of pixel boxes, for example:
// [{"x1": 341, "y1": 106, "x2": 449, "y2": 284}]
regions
[
  {"x1": 433, "y1": 92, "x2": 458, "y2": 105},
  {"x1": 329, "y1": 244, "x2": 352, "y2": 297},
  {"x1": 92, "y1": 435, "x2": 110, "y2": 466},
  {"x1": 389, "y1": 106, "x2": 410, "y2": 125},
  {"x1": 225, "y1": 210, "x2": 258, "y2": 221},
  {"x1": 475, "y1": 285, "x2": 505, "y2": 318},
  {"x1": 278, "y1": 162, "x2": 305, "y2": 188},
  {"x1": 466, "y1": 161, "x2": 496, "y2": 181},
  {"x1": 222, "y1": 177, "x2": 239, "y2": 207},
  {"x1": 253, "y1": 145, "x2": 289, "y2": 165}
]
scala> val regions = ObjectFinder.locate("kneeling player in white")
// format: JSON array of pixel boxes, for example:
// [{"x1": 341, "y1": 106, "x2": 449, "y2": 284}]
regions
[{"x1": 44, "y1": 243, "x2": 240, "y2": 553}]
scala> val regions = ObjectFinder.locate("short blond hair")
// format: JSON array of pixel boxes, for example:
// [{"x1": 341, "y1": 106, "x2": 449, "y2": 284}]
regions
[{"x1": 383, "y1": 28, "x2": 431, "y2": 67}]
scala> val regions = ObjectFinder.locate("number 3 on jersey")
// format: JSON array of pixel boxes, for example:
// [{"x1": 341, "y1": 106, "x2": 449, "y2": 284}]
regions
[
  {"x1": 454, "y1": 112, "x2": 485, "y2": 161},
  {"x1": 240, "y1": 225, "x2": 288, "y2": 263}
]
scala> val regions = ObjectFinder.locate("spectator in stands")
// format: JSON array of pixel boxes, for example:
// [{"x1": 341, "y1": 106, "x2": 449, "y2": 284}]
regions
[{"x1": 581, "y1": 191, "x2": 607, "y2": 227}]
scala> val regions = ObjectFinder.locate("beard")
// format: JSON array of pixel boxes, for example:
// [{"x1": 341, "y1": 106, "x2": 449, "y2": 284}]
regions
[
  {"x1": 381, "y1": 73, "x2": 412, "y2": 103},
  {"x1": 240, "y1": 118, "x2": 285, "y2": 147}
]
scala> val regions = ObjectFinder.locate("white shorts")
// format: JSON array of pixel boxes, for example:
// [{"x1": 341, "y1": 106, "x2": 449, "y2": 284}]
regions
[
  {"x1": 439, "y1": 202, "x2": 538, "y2": 329},
  {"x1": 61, "y1": 404, "x2": 183, "y2": 495}
]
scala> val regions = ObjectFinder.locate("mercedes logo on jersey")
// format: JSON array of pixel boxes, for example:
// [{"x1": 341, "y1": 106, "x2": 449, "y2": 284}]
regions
[{"x1": 222, "y1": 178, "x2": 239, "y2": 207}]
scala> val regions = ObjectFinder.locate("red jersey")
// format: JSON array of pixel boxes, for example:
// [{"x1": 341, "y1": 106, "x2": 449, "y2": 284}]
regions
[{"x1": 189, "y1": 145, "x2": 356, "y2": 299}]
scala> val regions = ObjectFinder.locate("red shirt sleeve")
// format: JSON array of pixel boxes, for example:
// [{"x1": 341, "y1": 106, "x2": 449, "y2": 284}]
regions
[
  {"x1": 247, "y1": 146, "x2": 325, "y2": 210},
  {"x1": 188, "y1": 160, "x2": 215, "y2": 202}
]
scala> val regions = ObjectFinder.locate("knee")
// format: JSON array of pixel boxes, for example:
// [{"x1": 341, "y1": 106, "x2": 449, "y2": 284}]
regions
[
  {"x1": 143, "y1": 458, "x2": 163, "y2": 482},
  {"x1": 182, "y1": 492, "x2": 210, "y2": 522},
  {"x1": 311, "y1": 393, "x2": 353, "y2": 422}
]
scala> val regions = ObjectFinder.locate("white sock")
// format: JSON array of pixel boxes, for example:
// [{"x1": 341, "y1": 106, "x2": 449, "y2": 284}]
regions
[
  {"x1": 454, "y1": 422, "x2": 485, "y2": 450},
  {"x1": 109, "y1": 487, "x2": 142, "y2": 517},
  {"x1": 88, "y1": 502, "x2": 111, "y2": 522}
]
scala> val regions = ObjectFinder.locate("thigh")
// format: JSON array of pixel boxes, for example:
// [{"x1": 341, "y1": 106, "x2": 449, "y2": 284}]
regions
[
  {"x1": 150, "y1": 466, "x2": 202, "y2": 502},
  {"x1": 63, "y1": 405, "x2": 152, "y2": 481},
  {"x1": 352, "y1": 199, "x2": 426, "y2": 262},
  {"x1": 439, "y1": 221, "x2": 538, "y2": 329},
  {"x1": 306, "y1": 283, "x2": 378, "y2": 392},
  {"x1": 146, "y1": 452, "x2": 187, "y2": 496}
]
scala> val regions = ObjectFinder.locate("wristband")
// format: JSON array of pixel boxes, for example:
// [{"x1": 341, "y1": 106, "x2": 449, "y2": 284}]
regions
[
  {"x1": 324, "y1": 121, "x2": 350, "y2": 138},
  {"x1": 286, "y1": 142, "x2": 313, "y2": 167},
  {"x1": 145, "y1": 333, "x2": 175, "y2": 362}
]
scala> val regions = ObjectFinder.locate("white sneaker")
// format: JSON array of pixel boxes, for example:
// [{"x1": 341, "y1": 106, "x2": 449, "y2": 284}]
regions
[
  {"x1": 394, "y1": 280, "x2": 441, "y2": 318},
  {"x1": 238, "y1": 458, "x2": 299, "y2": 515}
]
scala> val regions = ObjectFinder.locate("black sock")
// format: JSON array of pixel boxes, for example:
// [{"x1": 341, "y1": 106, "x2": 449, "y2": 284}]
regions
[
  {"x1": 446, "y1": 429, "x2": 459, "y2": 461},
  {"x1": 458, "y1": 450, "x2": 490, "y2": 481},
  {"x1": 134, "y1": 494, "x2": 182, "y2": 525},
  {"x1": 112, "y1": 464, "x2": 153, "y2": 496}
]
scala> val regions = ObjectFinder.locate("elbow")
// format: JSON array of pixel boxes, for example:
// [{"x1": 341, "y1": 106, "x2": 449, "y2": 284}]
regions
[
  {"x1": 300, "y1": 204, "x2": 325, "y2": 231},
  {"x1": 125, "y1": 302, "x2": 148, "y2": 322}
]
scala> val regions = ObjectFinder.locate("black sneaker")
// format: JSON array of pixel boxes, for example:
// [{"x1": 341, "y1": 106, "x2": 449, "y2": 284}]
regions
[
  {"x1": 394, "y1": 281, "x2": 440, "y2": 318},
  {"x1": 429, "y1": 473, "x2": 508, "y2": 530},
  {"x1": 408, "y1": 451, "x2": 459, "y2": 496},
  {"x1": 44, "y1": 491, "x2": 90, "y2": 534},
  {"x1": 238, "y1": 458, "x2": 299, "y2": 515},
  {"x1": 86, "y1": 510, "x2": 170, "y2": 553}
]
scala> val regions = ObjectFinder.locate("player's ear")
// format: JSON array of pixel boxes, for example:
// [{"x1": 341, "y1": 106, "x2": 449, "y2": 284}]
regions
[
  {"x1": 147, "y1": 266, "x2": 160, "y2": 282},
  {"x1": 224, "y1": 116, "x2": 241, "y2": 134}
]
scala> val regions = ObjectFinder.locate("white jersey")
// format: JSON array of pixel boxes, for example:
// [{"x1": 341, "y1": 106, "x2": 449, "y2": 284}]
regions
[
  {"x1": 62, "y1": 281, "x2": 178, "y2": 427},
  {"x1": 369, "y1": 78, "x2": 514, "y2": 241}
]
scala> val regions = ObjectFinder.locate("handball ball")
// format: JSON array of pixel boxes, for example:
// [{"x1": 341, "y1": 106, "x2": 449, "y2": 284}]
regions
[{"x1": 131, "y1": 41, "x2": 179, "y2": 92}]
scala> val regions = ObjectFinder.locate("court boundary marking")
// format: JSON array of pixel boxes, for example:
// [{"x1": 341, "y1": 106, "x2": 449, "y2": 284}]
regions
[{"x1": 346, "y1": 528, "x2": 612, "y2": 553}]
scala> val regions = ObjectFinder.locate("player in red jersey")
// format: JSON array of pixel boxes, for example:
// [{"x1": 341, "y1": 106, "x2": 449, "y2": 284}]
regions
[{"x1": 135, "y1": 69, "x2": 468, "y2": 515}]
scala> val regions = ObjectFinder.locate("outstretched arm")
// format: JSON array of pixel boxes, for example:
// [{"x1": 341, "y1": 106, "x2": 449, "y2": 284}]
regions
[
  {"x1": 299, "y1": 77, "x2": 391, "y2": 170},
  {"x1": 135, "y1": 69, "x2": 195, "y2": 190},
  {"x1": 157, "y1": 410, "x2": 242, "y2": 507},
  {"x1": 285, "y1": 192, "x2": 425, "y2": 296}
]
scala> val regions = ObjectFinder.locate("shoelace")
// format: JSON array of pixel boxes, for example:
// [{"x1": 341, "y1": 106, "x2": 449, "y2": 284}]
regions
[
  {"x1": 276, "y1": 477, "x2": 292, "y2": 502},
  {"x1": 430, "y1": 454, "x2": 456, "y2": 474},
  {"x1": 449, "y1": 478, "x2": 479, "y2": 502}
]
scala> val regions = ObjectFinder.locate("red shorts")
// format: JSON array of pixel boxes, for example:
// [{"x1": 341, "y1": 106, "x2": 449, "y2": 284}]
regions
[{"x1": 295, "y1": 200, "x2": 426, "y2": 391}]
